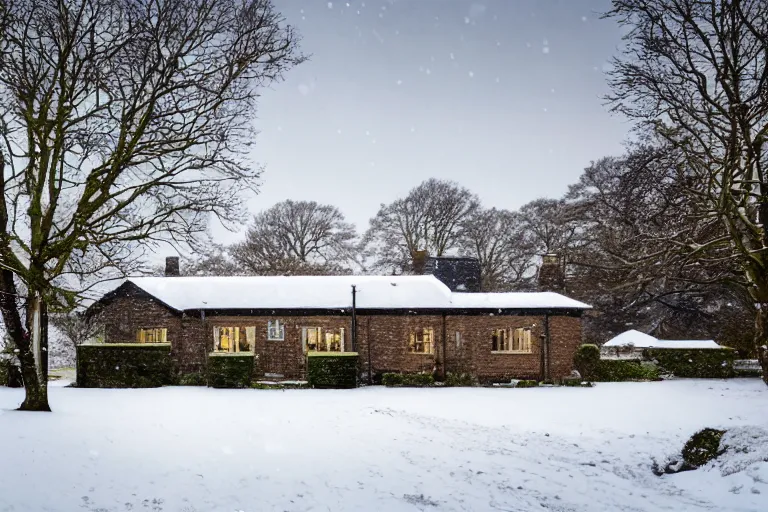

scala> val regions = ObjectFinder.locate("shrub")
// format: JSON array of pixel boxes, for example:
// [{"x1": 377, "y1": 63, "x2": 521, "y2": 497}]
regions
[
  {"x1": 682, "y1": 428, "x2": 726, "y2": 468},
  {"x1": 178, "y1": 372, "x2": 206, "y2": 386},
  {"x1": 644, "y1": 348, "x2": 736, "y2": 378},
  {"x1": 307, "y1": 352, "x2": 358, "y2": 389},
  {"x1": 515, "y1": 380, "x2": 538, "y2": 388},
  {"x1": 574, "y1": 344, "x2": 601, "y2": 380},
  {"x1": 207, "y1": 353, "x2": 254, "y2": 388},
  {"x1": 382, "y1": 372, "x2": 434, "y2": 387},
  {"x1": 76, "y1": 344, "x2": 172, "y2": 388},
  {"x1": 444, "y1": 372, "x2": 475, "y2": 387},
  {"x1": 593, "y1": 359, "x2": 659, "y2": 382}
]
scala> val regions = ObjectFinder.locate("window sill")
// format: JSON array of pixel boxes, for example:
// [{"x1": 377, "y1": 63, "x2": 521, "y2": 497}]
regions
[
  {"x1": 407, "y1": 352, "x2": 435, "y2": 356},
  {"x1": 267, "y1": 338, "x2": 285, "y2": 342},
  {"x1": 209, "y1": 351, "x2": 255, "y2": 357},
  {"x1": 491, "y1": 351, "x2": 533, "y2": 355}
]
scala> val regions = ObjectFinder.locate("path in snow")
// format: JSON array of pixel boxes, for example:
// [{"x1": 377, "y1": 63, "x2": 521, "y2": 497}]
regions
[{"x1": 1, "y1": 379, "x2": 766, "y2": 511}]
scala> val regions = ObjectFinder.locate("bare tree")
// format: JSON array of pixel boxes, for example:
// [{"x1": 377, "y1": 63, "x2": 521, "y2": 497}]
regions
[
  {"x1": 605, "y1": 0, "x2": 768, "y2": 382},
  {"x1": 50, "y1": 310, "x2": 103, "y2": 348},
  {"x1": 564, "y1": 145, "x2": 755, "y2": 352},
  {"x1": 0, "y1": 0, "x2": 304, "y2": 410},
  {"x1": 458, "y1": 208, "x2": 537, "y2": 291},
  {"x1": 364, "y1": 179, "x2": 480, "y2": 274},
  {"x1": 519, "y1": 199, "x2": 584, "y2": 258},
  {"x1": 231, "y1": 200, "x2": 359, "y2": 275}
]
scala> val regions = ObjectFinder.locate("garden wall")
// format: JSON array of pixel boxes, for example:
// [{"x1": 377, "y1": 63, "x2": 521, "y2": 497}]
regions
[{"x1": 76, "y1": 344, "x2": 172, "y2": 388}]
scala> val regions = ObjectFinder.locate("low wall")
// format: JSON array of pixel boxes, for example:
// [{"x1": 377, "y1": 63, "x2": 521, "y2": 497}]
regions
[{"x1": 76, "y1": 343, "x2": 172, "y2": 388}]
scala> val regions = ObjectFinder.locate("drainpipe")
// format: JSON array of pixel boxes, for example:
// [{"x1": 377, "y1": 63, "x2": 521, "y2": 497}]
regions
[
  {"x1": 441, "y1": 313, "x2": 447, "y2": 380},
  {"x1": 544, "y1": 313, "x2": 552, "y2": 381},
  {"x1": 351, "y1": 285, "x2": 357, "y2": 352},
  {"x1": 367, "y1": 318, "x2": 373, "y2": 385}
]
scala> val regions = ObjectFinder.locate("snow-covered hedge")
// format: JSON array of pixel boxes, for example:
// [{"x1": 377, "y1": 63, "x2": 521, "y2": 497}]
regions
[
  {"x1": 307, "y1": 352, "x2": 358, "y2": 389},
  {"x1": 76, "y1": 343, "x2": 172, "y2": 388},
  {"x1": 644, "y1": 348, "x2": 736, "y2": 378},
  {"x1": 206, "y1": 352, "x2": 255, "y2": 388}
]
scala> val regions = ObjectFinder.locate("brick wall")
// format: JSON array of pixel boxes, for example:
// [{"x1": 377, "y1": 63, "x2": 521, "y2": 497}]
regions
[
  {"x1": 99, "y1": 292, "x2": 583, "y2": 383},
  {"x1": 101, "y1": 295, "x2": 183, "y2": 372},
  {"x1": 357, "y1": 315, "x2": 443, "y2": 379},
  {"x1": 446, "y1": 315, "x2": 544, "y2": 382},
  {"x1": 548, "y1": 315, "x2": 582, "y2": 380}
]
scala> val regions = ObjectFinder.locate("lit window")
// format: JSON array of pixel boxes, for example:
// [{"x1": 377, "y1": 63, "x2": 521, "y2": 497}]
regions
[
  {"x1": 302, "y1": 327, "x2": 345, "y2": 353},
  {"x1": 213, "y1": 326, "x2": 253, "y2": 353},
  {"x1": 492, "y1": 328, "x2": 532, "y2": 353},
  {"x1": 136, "y1": 328, "x2": 167, "y2": 343},
  {"x1": 408, "y1": 328, "x2": 435, "y2": 354},
  {"x1": 267, "y1": 320, "x2": 285, "y2": 341}
]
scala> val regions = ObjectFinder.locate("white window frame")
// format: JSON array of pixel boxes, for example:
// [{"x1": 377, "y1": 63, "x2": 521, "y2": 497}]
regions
[{"x1": 267, "y1": 320, "x2": 285, "y2": 341}]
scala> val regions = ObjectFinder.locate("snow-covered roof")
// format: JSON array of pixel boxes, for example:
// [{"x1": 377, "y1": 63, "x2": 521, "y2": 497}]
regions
[
  {"x1": 603, "y1": 330, "x2": 659, "y2": 348},
  {"x1": 112, "y1": 275, "x2": 592, "y2": 312},
  {"x1": 603, "y1": 330, "x2": 722, "y2": 349},
  {"x1": 653, "y1": 339, "x2": 721, "y2": 349},
  {"x1": 450, "y1": 291, "x2": 591, "y2": 310}
]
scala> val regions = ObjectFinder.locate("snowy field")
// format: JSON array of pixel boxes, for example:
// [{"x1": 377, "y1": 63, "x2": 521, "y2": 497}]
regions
[{"x1": 1, "y1": 380, "x2": 767, "y2": 512}]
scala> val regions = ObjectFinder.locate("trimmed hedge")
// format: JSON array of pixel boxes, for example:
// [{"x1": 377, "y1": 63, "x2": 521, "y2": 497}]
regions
[
  {"x1": 178, "y1": 372, "x2": 206, "y2": 386},
  {"x1": 574, "y1": 344, "x2": 600, "y2": 380},
  {"x1": 207, "y1": 352, "x2": 255, "y2": 388},
  {"x1": 644, "y1": 348, "x2": 735, "y2": 378},
  {"x1": 515, "y1": 379, "x2": 538, "y2": 388},
  {"x1": 444, "y1": 372, "x2": 475, "y2": 387},
  {"x1": 382, "y1": 372, "x2": 434, "y2": 387},
  {"x1": 76, "y1": 343, "x2": 172, "y2": 388},
  {"x1": 307, "y1": 352, "x2": 358, "y2": 389},
  {"x1": 593, "y1": 359, "x2": 659, "y2": 382}
]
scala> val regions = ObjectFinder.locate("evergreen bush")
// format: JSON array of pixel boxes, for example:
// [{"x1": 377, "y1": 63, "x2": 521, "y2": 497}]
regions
[
  {"x1": 573, "y1": 344, "x2": 601, "y2": 380},
  {"x1": 207, "y1": 352, "x2": 255, "y2": 388},
  {"x1": 382, "y1": 372, "x2": 434, "y2": 387}
]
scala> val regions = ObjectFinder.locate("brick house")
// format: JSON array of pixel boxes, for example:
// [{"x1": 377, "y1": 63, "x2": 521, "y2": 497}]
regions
[{"x1": 92, "y1": 259, "x2": 590, "y2": 384}]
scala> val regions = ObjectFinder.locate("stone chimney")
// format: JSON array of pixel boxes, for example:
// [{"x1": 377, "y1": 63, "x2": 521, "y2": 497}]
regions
[
  {"x1": 165, "y1": 256, "x2": 180, "y2": 277},
  {"x1": 423, "y1": 256, "x2": 482, "y2": 293},
  {"x1": 537, "y1": 254, "x2": 565, "y2": 293},
  {"x1": 411, "y1": 250, "x2": 429, "y2": 275}
]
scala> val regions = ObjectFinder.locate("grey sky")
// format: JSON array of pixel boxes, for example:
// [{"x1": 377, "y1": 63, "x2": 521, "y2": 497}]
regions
[{"x1": 213, "y1": 0, "x2": 630, "y2": 244}]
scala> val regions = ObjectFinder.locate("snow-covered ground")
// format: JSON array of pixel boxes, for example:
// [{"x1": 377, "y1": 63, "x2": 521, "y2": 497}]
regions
[{"x1": 1, "y1": 380, "x2": 767, "y2": 512}]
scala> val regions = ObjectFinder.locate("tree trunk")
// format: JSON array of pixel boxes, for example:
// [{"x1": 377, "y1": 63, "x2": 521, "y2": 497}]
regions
[
  {"x1": 756, "y1": 304, "x2": 768, "y2": 386},
  {"x1": 18, "y1": 294, "x2": 51, "y2": 412}
]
